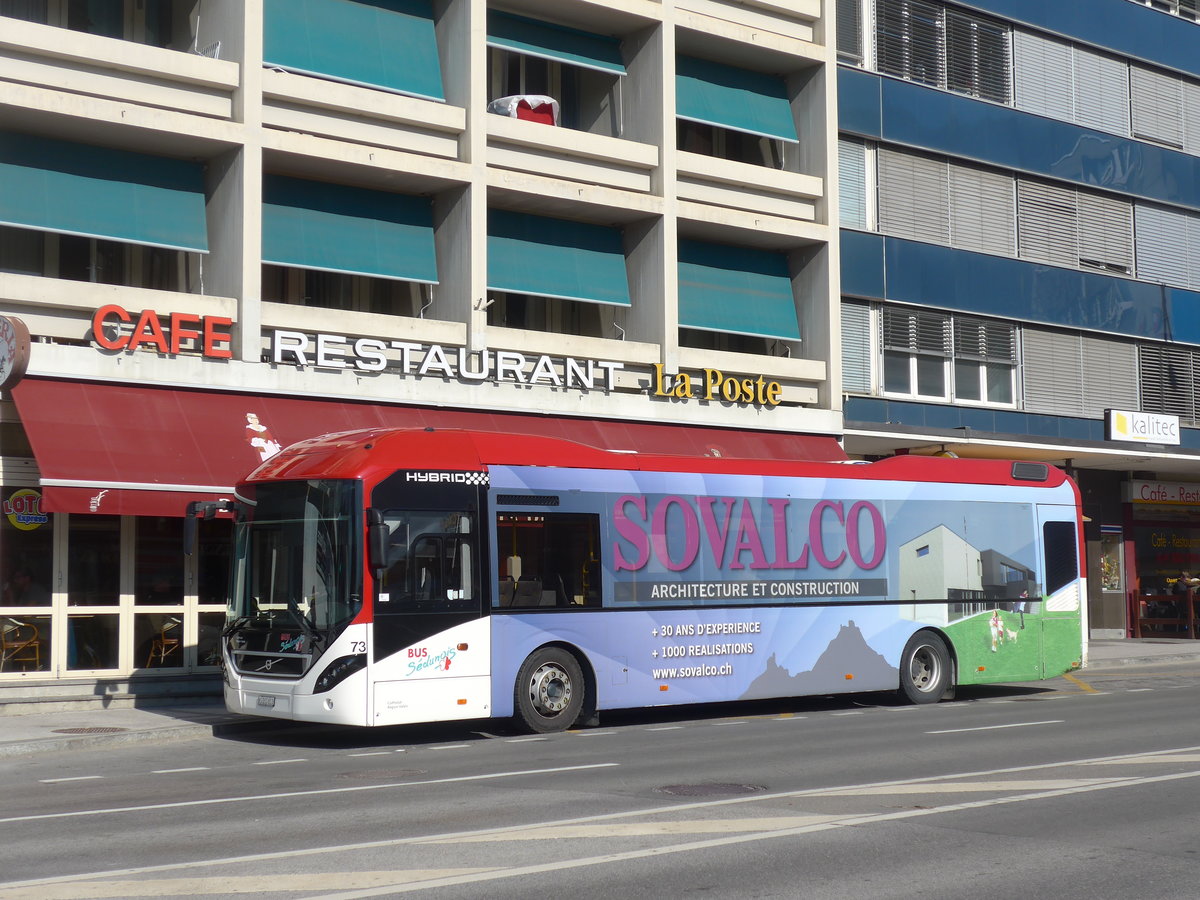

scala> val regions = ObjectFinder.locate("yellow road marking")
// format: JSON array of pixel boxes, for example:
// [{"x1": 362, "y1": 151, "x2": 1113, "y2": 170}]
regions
[{"x1": 1062, "y1": 672, "x2": 1097, "y2": 693}]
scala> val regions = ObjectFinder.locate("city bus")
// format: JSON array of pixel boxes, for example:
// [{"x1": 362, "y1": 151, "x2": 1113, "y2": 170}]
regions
[{"x1": 194, "y1": 427, "x2": 1084, "y2": 733}]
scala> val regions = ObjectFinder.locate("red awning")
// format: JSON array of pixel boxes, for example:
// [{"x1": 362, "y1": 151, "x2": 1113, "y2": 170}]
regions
[{"x1": 11, "y1": 378, "x2": 844, "y2": 516}]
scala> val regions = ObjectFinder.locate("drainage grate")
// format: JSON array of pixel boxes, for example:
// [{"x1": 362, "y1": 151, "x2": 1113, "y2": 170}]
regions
[
  {"x1": 656, "y1": 783, "x2": 767, "y2": 797},
  {"x1": 52, "y1": 727, "x2": 129, "y2": 735}
]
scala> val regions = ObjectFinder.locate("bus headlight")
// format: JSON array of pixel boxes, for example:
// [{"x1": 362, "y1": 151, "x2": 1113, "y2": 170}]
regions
[{"x1": 313, "y1": 654, "x2": 366, "y2": 693}]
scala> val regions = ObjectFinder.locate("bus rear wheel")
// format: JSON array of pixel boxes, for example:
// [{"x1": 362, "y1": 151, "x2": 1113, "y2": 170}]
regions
[
  {"x1": 514, "y1": 647, "x2": 585, "y2": 734},
  {"x1": 899, "y1": 632, "x2": 952, "y2": 704}
]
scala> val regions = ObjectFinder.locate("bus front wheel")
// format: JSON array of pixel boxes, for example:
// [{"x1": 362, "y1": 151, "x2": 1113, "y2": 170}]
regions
[
  {"x1": 899, "y1": 632, "x2": 952, "y2": 704},
  {"x1": 515, "y1": 647, "x2": 585, "y2": 734}
]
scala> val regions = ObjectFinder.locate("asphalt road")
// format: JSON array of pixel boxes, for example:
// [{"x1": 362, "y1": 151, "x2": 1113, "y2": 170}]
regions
[{"x1": 1, "y1": 662, "x2": 1199, "y2": 899}]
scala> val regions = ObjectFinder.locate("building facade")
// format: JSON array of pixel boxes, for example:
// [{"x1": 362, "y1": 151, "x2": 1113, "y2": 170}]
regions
[
  {"x1": 0, "y1": 0, "x2": 840, "y2": 687},
  {"x1": 836, "y1": 0, "x2": 1200, "y2": 638}
]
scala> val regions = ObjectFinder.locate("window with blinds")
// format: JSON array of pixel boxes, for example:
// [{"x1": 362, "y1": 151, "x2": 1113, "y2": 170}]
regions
[
  {"x1": 875, "y1": 0, "x2": 1011, "y2": 102},
  {"x1": 1134, "y1": 203, "x2": 1200, "y2": 289},
  {"x1": 877, "y1": 147, "x2": 950, "y2": 244},
  {"x1": 1017, "y1": 180, "x2": 1133, "y2": 273},
  {"x1": 1023, "y1": 329, "x2": 1138, "y2": 418},
  {"x1": 1131, "y1": 66, "x2": 1185, "y2": 147},
  {"x1": 882, "y1": 306, "x2": 950, "y2": 398},
  {"x1": 837, "y1": 0, "x2": 864, "y2": 64},
  {"x1": 839, "y1": 139, "x2": 868, "y2": 229},
  {"x1": 880, "y1": 306, "x2": 1016, "y2": 405},
  {"x1": 1140, "y1": 344, "x2": 1200, "y2": 423},
  {"x1": 1073, "y1": 48, "x2": 1131, "y2": 137},
  {"x1": 952, "y1": 315, "x2": 1017, "y2": 403},
  {"x1": 1012, "y1": 31, "x2": 1074, "y2": 122},
  {"x1": 949, "y1": 163, "x2": 1015, "y2": 256},
  {"x1": 841, "y1": 301, "x2": 873, "y2": 393}
]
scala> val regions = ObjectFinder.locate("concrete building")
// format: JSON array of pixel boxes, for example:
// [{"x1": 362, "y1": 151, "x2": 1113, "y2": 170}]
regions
[
  {"x1": 835, "y1": 0, "x2": 1200, "y2": 639},
  {"x1": 0, "y1": 0, "x2": 840, "y2": 691}
]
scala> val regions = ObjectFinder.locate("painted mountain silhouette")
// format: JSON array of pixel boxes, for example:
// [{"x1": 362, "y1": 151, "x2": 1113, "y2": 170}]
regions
[{"x1": 740, "y1": 620, "x2": 898, "y2": 699}]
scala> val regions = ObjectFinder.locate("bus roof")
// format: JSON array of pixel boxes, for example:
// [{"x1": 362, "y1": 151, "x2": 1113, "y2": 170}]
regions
[{"x1": 243, "y1": 427, "x2": 1072, "y2": 490}]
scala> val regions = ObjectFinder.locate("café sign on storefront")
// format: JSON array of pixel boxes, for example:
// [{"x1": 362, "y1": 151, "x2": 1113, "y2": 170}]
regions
[{"x1": 1128, "y1": 480, "x2": 1200, "y2": 505}]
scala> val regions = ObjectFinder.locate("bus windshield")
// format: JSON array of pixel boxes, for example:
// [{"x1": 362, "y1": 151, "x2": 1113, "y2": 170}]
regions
[{"x1": 232, "y1": 480, "x2": 362, "y2": 635}]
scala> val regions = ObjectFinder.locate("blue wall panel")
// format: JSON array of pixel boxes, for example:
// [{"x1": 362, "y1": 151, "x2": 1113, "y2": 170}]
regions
[
  {"x1": 839, "y1": 70, "x2": 1200, "y2": 214},
  {"x1": 839, "y1": 229, "x2": 885, "y2": 300},
  {"x1": 841, "y1": 230, "x2": 1200, "y2": 347},
  {"x1": 845, "y1": 398, "x2": 1200, "y2": 450},
  {"x1": 954, "y1": 0, "x2": 1200, "y2": 80}
]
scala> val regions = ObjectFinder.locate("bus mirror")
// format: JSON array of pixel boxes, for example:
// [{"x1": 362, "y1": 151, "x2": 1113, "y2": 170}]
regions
[
  {"x1": 184, "y1": 499, "x2": 237, "y2": 556},
  {"x1": 183, "y1": 503, "x2": 199, "y2": 557},
  {"x1": 367, "y1": 509, "x2": 389, "y2": 574}
]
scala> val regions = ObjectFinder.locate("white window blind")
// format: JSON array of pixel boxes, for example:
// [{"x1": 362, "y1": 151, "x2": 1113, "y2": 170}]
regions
[
  {"x1": 841, "y1": 300, "x2": 873, "y2": 393},
  {"x1": 1139, "y1": 344, "x2": 1197, "y2": 422},
  {"x1": 944, "y1": 9, "x2": 1011, "y2": 103},
  {"x1": 1135, "y1": 204, "x2": 1191, "y2": 287},
  {"x1": 1023, "y1": 330, "x2": 1085, "y2": 416},
  {"x1": 1077, "y1": 191, "x2": 1133, "y2": 274},
  {"x1": 839, "y1": 139, "x2": 868, "y2": 229},
  {"x1": 876, "y1": 0, "x2": 945, "y2": 88},
  {"x1": 1073, "y1": 48, "x2": 1131, "y2": 137},
  {"x1": 837, "y1": 0, "x2": 864, "y2": 64},
  {"x1": 878, "y1": 147, "x2": 950, "y2": 244},
  {"x1": 1131, "y1": 66, "x2": 1184, "y2": 147},
  {"x1": 1012, "y1": 31, "x2": 1074, "y2": 122},
  {"x1": 1081, "y1": 334, "x2": 1139, "y2": 418},
  {"x1": 1017, "y1": 180, "x2": 1078, "y2": 268},
  {"x1": 949, "y1": 163, "x2": 1015, "y2": 255},
  {"x1": 882, "y1": 306, "x2": 950, "y2": 354},
  {"x1": 1184, "y1": 80, "x2": 1200, "y2": 156}
]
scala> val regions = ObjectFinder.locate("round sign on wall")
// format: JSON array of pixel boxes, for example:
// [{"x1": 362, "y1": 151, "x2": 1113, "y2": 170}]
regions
[{"x1": 0, "y1": 316, "x2": 30, "y2": 391}]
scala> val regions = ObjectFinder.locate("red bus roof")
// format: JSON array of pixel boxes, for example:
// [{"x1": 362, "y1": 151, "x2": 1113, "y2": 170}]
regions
[{"x1": 244, "y1": 427, "x2": 1072, "y2": 490}]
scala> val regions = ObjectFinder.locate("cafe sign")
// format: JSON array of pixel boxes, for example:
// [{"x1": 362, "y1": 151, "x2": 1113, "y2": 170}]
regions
[{"x1": 1129, "y1": 480, "x2": 1200, "y2": 505}]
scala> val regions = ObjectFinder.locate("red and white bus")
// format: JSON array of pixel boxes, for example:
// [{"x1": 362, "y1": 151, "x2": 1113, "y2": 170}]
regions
[{"x1": 197, "y1": 427, "x2": 1084, "y2": 733}]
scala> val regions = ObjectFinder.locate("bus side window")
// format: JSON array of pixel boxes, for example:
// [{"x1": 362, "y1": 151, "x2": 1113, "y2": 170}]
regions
[
  {"x1": 495, "y1": 512, "x2": 602, "y2": 608},
  {"x1": 1043, "y1": 521, "x2": 1078, "y2": 595}
]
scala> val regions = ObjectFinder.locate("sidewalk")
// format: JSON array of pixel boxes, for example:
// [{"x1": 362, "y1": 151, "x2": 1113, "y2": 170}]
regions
[{"x1": 1, "y1": 639, "x2": 1197, "y2": 758}]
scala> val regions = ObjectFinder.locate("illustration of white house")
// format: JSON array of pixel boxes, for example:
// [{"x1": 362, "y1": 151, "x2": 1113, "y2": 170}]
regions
[{"x1": 897, "y1": 526, "x2": 1037, "y2": 626}]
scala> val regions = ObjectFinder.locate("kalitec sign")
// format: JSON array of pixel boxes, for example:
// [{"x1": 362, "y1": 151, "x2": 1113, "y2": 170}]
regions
[{"x1": 1107, "y1": 409, "x2": 1180, "y2": 446}]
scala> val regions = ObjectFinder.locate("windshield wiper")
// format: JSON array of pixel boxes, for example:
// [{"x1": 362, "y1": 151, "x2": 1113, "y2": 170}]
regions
[
  {"x1": 222, "y1": 615, "x2": 253, "y2": 637},
  {"x1": 282, "y1": 601, "x2": 324, "y2": 653}
]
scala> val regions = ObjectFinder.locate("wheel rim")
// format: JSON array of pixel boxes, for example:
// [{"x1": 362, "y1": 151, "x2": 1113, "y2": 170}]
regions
[
  {"x1": 528, "y1": 663, "x2": 573, "y2": 716},
  {"x1": 909, "y1": 644, "x2": 941, "y2": 693}
]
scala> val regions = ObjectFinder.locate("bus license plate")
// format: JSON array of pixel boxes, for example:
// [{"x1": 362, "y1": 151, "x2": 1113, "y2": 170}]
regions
[{"x1": 256, "y1": 695, "x2": 276, "y2": 708}]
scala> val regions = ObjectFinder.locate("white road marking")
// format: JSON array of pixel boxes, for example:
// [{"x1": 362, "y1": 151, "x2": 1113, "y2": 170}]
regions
[
  {"x1": 9, "y1": 747, "x2": 1200, "y2": 899},
  {"x1": 715, "y1": 721, "x2": 747, "y2": 726},
  {"x1": 430, "y1": 815, "x2": 851, "y2": 843},
  {"x1": 1126, "y1": 688, "x2": 1154, "y2": 693},
  {"x1": 348, "y1": 752, "x2": 392, "y2": 758},
  {"x1": 38, "y1": 776, "x2": 102, "y2": 784},
  {"x1": 429, "y1": 745, "x2": 469, "y2": 750},
  {"x1": 573, "y1": 731, "x2": 616, "y2": 736},
  {"x1": 253, "y1": 758, "x2": 307, "y2": 765},
  {"x1": 504, "y1": 737, "x2": 547, "y2": 743},
  {"x1": 925, "y1": 720, "x2": 1064, "y2": 734},
  {"x1": 645, "y1": 726, "x2": 684, "y2": 731},
  {"x1": 0, "y1": 763, "x2": 620, "y2": 825},
  {"x1": 831, "y1": 711, "x2": 863, "y2": 717},
  {"x1": 151, "y1": 768, "x2": 209, "y2": 774}
]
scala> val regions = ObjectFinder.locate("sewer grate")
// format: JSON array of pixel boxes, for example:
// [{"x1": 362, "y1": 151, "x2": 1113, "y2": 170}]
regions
[
  {"x1": 52, "y1": 727, "x2": 129, "y2": 735},
  {"x1": 656, "y1": 783, "x2": 767, "y2": 797}
]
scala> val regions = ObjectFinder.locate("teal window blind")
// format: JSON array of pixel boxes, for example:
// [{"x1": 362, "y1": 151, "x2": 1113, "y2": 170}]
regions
[
  {"x1": 488, "y1": 210, "x2": 631, "y2": 306},
  {"x1": 486, "y1": 11, "x2": 625, "y2": 75},
  {"x1": 262, "y1": 176, "x2": 438, "y2": 283},
  {"x1": 0, "y1": 131, "x2": 207, "y2": 252},
  {"x1": 264, "y1": 0, "x2": 445, "y2": 101},
  {"x1": 678, "y1": 239, "x2": 800, "y2": 340},
  {"x1": 676, "y1": 56, "x2": 797, "y2": 142}
]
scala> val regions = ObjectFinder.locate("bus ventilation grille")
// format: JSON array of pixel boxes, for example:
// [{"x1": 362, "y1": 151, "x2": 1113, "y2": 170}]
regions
[
  {"x1": 497, "y1": 494, "x2": 561, "y2": 507},
  {"x1": 1011, "y1": 462, "x2": 1049, "y2": 481}
]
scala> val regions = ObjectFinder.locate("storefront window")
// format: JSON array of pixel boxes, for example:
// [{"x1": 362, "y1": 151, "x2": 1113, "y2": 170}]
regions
[
  {"x1": 1, "y1": 614, "x2": 50, "y2": 673},
  {"x1": 1132, "y1": 519, "x2": 1200, "y2": 595},
  {"x1": 135, "y1": 517, "x2": 184, "y2": 605},
  {"x1": 198, "y1": 611, "x2": 223, "y2": 666},
  {"x1": 68, "y1": 515, "x2": 120, "y2": 606},
  {"x1": 68, "y1": 614, "x2": 118, "y2": 669},
  {"x1": 136, "y1": 613, "x2": 183, "y2": 668},
  {"x1": 197, "y1": 518, "x2": 232, "y2": 605},
  {"x1": 1100, "y1": 530, "x2": 1124, "y2": 593},
  {"x1": 1, "y1": 487, "x2": 52, "y2": 607}
]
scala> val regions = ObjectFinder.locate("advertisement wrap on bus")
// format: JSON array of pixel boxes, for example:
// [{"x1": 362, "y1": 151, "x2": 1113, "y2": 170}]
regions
[{"x1": 196, "y1": 428, "x2": 1084, "y2": 733}]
